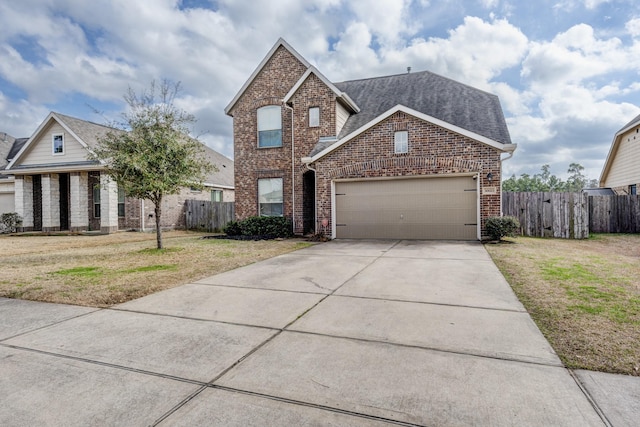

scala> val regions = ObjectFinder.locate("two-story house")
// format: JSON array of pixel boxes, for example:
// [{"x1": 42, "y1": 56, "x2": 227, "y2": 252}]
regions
[{"x1": 226, "y1": 38, "x2": 516, "y2": 240}]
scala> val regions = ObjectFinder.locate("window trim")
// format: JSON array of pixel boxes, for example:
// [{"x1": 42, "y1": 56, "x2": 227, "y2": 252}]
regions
[
  {"x1": 117, "y1": 186, "x2": 125, "y2": 218},
  {"x1": 257, "y1": 105, "x2": 283, "y2": 148},
  {"x1": 93, "y1": 184, "x2": 101, "y2": 218},
  {"x1": 394, "y1": 130, "x2": 408, "y2": 154},
  {"x1": 309, "y1": 106, "x2": 320, "y2": 127},
  {"x1": 52, "y1": 133, "x2": 65, "y2": 155},
  {"x1": 211, "y1": 189, "x2": 223, "y2": 202},
  {"x1": 258, "y1": 177, "x2": 284, "y2": 217}
]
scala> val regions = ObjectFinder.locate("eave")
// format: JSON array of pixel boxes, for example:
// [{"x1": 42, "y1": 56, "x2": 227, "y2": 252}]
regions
[{"x1": 304, "y1": 104, "x2": 516, "y2": 164}]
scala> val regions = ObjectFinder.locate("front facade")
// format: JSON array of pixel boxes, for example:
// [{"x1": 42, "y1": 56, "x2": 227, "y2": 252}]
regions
[
  {"x1": 226, "y1": 38, "x2": 516, "y2": 240},
  {"x1": 600, "y1": 113, "x2": 640, "y2": 195},
  {"x1": 1, "y1": 112, "x2": 234, "y2": 233}
]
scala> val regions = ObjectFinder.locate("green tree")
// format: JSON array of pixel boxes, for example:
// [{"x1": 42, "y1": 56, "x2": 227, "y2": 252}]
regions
[
  {"x1": 565, "y1": 162, "x2": 588, "y2": 192},
  {"x1": 91, "y1": 80, "x2": 214, "y2": 249}
]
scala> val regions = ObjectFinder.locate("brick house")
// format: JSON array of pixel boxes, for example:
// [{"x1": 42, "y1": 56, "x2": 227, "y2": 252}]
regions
[
  {"x1": 226, "y1": 38, "x2": 516, "y2": 240},
  {"x1": 600, "y1": 112, "x2": 640, "y2": 195},
  {"x1": 1, "y1": 112, "x2": 234, "y2": 232}
]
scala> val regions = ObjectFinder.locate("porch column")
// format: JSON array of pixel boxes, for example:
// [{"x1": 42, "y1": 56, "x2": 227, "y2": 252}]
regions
[
  {"x1": 100, "y1": 174, "x2": 119, "y2": 234},
  {"x1": 14, "y1": 176, "x2": 34, "y2": 231},
  {"x1": 41, "y1": 173, "x2": 60, "y2": 232},
  {"x1": 70, "y1": 172, "x2": 89, "y2": 232}
]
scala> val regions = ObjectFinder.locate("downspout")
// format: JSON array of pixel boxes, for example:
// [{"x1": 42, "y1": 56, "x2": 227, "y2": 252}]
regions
[
  {"x1": 303, "y1": 160, "x2": 317, "y2": 234},
  {"x1": 284, "y1": 103, "x2": 295, "y2": 233}
]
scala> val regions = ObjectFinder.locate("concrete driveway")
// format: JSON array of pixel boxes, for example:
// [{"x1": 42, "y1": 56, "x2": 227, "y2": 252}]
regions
[{"x1": 1, "y1": 240, "x2": 637, "y2": 426}]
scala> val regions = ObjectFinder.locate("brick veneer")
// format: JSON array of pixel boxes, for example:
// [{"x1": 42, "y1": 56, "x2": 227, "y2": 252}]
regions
[{"x1": 230, "y1": 45, "x2": 505, "y2": 239}]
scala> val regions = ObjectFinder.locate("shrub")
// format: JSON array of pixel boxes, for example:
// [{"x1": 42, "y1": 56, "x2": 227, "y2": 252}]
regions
[
  {"x1": 485, "y1": 216, "x2": 520, "y2": 241},
  {"x1": 224, "y1": 216, "x2": 292, "y2": 238},
  {"x1": 223, "y1": 220, "x2": 242, "y2": 236},
  {"x1": 1, "y1": 212, "x2": 22, "y2": 234}
]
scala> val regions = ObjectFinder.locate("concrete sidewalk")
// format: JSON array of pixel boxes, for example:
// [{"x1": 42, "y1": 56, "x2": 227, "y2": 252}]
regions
[{"x1": 1, "y1": 240, "x2": 637, "y2": 426}]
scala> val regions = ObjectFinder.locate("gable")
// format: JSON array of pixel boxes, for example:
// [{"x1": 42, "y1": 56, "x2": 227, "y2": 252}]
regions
[
  {"x1": 15, "y1": 120, "x2": 91, "y2": 167},
  {"x1": 307, "y1": 105, "x2": 516, "y2": 162},
  {"x1": 225, "y1": 38, "x2": 311, "y2": 116},
  {"x1": 601, "y1": 126, "x2": 640, "y2": 187}
]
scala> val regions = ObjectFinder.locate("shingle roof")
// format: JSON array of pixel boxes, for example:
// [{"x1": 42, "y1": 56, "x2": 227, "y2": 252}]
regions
[
  {"x1": 201, "y1": 144, "x2": 234, "y2": 188},
  {"x1": 333, "y1": 70, "x2": 512, "y2": 145},
  {"x1": 53, "y1": 112, "x2": 118, "y2": 149},
  {"x1": 618, "y1": 113, "x2": 640, "y2": 133},
  {"x1": 0, "y1": 133, "x2": 15, "y2": 170}
]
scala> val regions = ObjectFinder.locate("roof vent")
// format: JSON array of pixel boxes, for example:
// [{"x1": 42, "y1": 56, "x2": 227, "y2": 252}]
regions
[{"x1": 407, "y1": 67, "x2": 411, "y2": 74}]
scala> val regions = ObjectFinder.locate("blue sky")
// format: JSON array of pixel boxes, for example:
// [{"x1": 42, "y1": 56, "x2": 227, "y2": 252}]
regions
[{"x1": 1, "y1": 0, "x2": 639, "y2": 182}]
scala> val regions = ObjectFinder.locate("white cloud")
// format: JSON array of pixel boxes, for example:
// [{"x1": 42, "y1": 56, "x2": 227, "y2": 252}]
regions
[{"x1": 626, "y1": 17, "x2": 640, "y2": 37}]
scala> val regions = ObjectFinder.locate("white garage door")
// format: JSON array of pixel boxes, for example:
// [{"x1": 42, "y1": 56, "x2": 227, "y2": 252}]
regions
[{"x1": 335, "y1": 176, "x2": 478, "y2": 240}]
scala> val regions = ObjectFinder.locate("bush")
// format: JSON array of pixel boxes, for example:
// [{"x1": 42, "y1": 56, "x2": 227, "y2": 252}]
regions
[
  {"x1": 224, "y1": 216, "x2": 292, "y2": 238},
  {"x1": 223, "y1": 220, "x2": 242, "y2": 236},
  {"x1": 485, "y1": 216, "x2": 520, "y2": 241},
  {"x1": 1, "y1": 212, "x2": 22, "y2": 234}
]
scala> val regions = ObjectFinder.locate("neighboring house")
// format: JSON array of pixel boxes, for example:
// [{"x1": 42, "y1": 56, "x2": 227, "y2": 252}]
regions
[
  {"x1": 0, "y1": 133, "x2": 28, "y2": 216},
  {"x1": 600, "y1": 113, "x2": 640, "y2": 195},
  {"x1": 0, "y1": 112, "x2": 234, "y2": 232},
  {"x1": 225, "y1": 38, "x2": 516, "y2": 240}
]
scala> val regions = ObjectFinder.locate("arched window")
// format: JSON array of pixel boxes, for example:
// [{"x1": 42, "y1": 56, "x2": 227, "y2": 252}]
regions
[{"x1": 257, "y1": 106, "x2": 282, "y2": 147}]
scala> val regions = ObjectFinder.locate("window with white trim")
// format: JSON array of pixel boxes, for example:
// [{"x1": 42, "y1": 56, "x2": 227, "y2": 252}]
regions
[
  {"x1": 257, "y1": 106, "x2": 282, "y2": 147},
  {"x1": 117, "y1": 186, "x2": 125, "y2": 217},
  {"x1": 258, "y1": 178, "x2": 283, "y2": 216},
  {"x1": 211, "y1": 189, "x2": 223, "y2": 202},
  {"x1": 93, "y1": 184, "x2": 101, "y2": 218},
  {"x1": 309, "y1": 107, "x2": 320, "y2": 127},
  {"x1": 52, "y1": 133, "x2": 64, "y2": 155},
  {"x1": 394, "y1": 130, "x2": 408, "y2": 154}
]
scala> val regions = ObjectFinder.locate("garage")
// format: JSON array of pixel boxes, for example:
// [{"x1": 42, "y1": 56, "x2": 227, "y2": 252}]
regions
[{"x1": 334, "y1": 175, "x2": 478, "y2": 240}]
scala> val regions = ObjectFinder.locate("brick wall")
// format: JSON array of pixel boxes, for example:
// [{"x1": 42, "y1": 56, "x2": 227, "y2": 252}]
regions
[
  {"x1": 230, "y1": 46, "x2": 505, "y2": 239},
  {"x1": 313, "y1": 112, "x2": 502, "y2": 238},
  {"x1": 229, "y1": 45, "x2": 308, "y2": 221}
]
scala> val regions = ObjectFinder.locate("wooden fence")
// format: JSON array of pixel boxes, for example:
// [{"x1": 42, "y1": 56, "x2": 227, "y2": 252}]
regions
[
  {"x1": 589, "y1": 195, "x2": 640, "y2": 233},
  {"x1": 185, "y1": 200, "x2": 234, "y2": 232},
  {"x1": 502, "y1": 192, "x2": 589, "y2": 239}
]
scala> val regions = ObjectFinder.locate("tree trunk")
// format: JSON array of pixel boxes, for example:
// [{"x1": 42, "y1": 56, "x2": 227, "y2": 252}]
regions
[{"x1": 154, "y1": 195, "x2": 163, "y2": 249}]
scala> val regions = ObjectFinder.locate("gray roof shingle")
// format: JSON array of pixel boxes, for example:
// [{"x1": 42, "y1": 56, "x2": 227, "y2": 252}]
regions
[
  {"x1": 618, "y1": 113, "x2": 640, "y2": 133},
  {"x1": 333, "y1": 70, "x2": 512, "y2": 145}
]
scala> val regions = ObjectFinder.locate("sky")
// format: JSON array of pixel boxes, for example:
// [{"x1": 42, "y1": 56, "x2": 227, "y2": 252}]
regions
[{"x1": 1, "y1": 0, "x2": 639, "y2": 183}]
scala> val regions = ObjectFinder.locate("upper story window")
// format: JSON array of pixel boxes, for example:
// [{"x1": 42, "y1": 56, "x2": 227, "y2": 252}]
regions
[
  {"x1": 309, "y1": 107, "x2": 320, "y2": 127},
  {"x1": 52, "y1": 133, "x2": 64, "y2": 155},
  {"x1": 257, "y1": 106, "x2": 282, "y2": 147},
  {"x1": 394, "y1": 131, "x2": 408, "y2": 154}
]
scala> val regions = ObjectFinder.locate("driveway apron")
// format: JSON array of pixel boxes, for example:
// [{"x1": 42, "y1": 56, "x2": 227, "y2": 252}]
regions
[{"x1": 0, "y1": 240, "x2": 618, "y2": 426}]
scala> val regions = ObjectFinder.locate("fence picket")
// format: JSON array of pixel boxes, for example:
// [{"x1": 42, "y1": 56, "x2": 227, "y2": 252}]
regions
[{"x1": 184, "y1": 200, "x2": 235, "y2": 232}]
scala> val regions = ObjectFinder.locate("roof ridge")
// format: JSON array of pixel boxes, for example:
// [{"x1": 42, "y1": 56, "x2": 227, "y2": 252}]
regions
[
  {"x1": 52, "y1": 111, "x2": 119, "y2": 131},
  {"x1": 335, "y1": 69, "x2": 499, "y2": 99}
]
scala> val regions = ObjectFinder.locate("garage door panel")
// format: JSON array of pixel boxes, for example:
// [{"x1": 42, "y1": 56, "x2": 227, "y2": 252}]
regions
[{"x1": 335, "y1": 177, "x2": 477, "y2": 240}]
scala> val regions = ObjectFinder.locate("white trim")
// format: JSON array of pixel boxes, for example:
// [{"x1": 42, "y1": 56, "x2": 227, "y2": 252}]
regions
[
  {"x1": 309, "y1": 104, "x2": 517, "y2": 162},
  {"x1": 224, "y1": 38, "x2": 311, "y2": 115},
  {"x1": 283, "y1": 66, "x2": 360, "y2": 113},
  {"x1": 52, "y1": 133, "x2": 65, "y2": 156},
  {"x1": 331, "y1": 180, "x2": 336, "y2": 239},
  {"x1": 476, "y1": 173, "x2": 481, "y2": 241},
  {"x1": 6, "y1": 112, "x2": 99, "y2": 170}
]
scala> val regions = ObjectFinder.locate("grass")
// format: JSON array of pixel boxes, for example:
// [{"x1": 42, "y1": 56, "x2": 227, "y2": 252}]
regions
[
  {"x1": 485, "y1": 234, "x2": 640, "y2": 376},
  {"x1": 0, "y1": 230, "x2": 311, "y2": 307}
]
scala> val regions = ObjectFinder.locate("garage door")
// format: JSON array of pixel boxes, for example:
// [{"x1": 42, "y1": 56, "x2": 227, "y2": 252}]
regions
[{"x1": 335, "y1": 176, "x2": 477, "y2": 240}]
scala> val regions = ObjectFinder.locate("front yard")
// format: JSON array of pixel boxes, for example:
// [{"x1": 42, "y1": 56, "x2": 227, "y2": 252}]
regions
[
  {"x1": 485, "y1": 234, "x2": 640, "y2": 376},
  {"x1": 0, "y1": 231, "x2": 309, "y2": 307}
]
